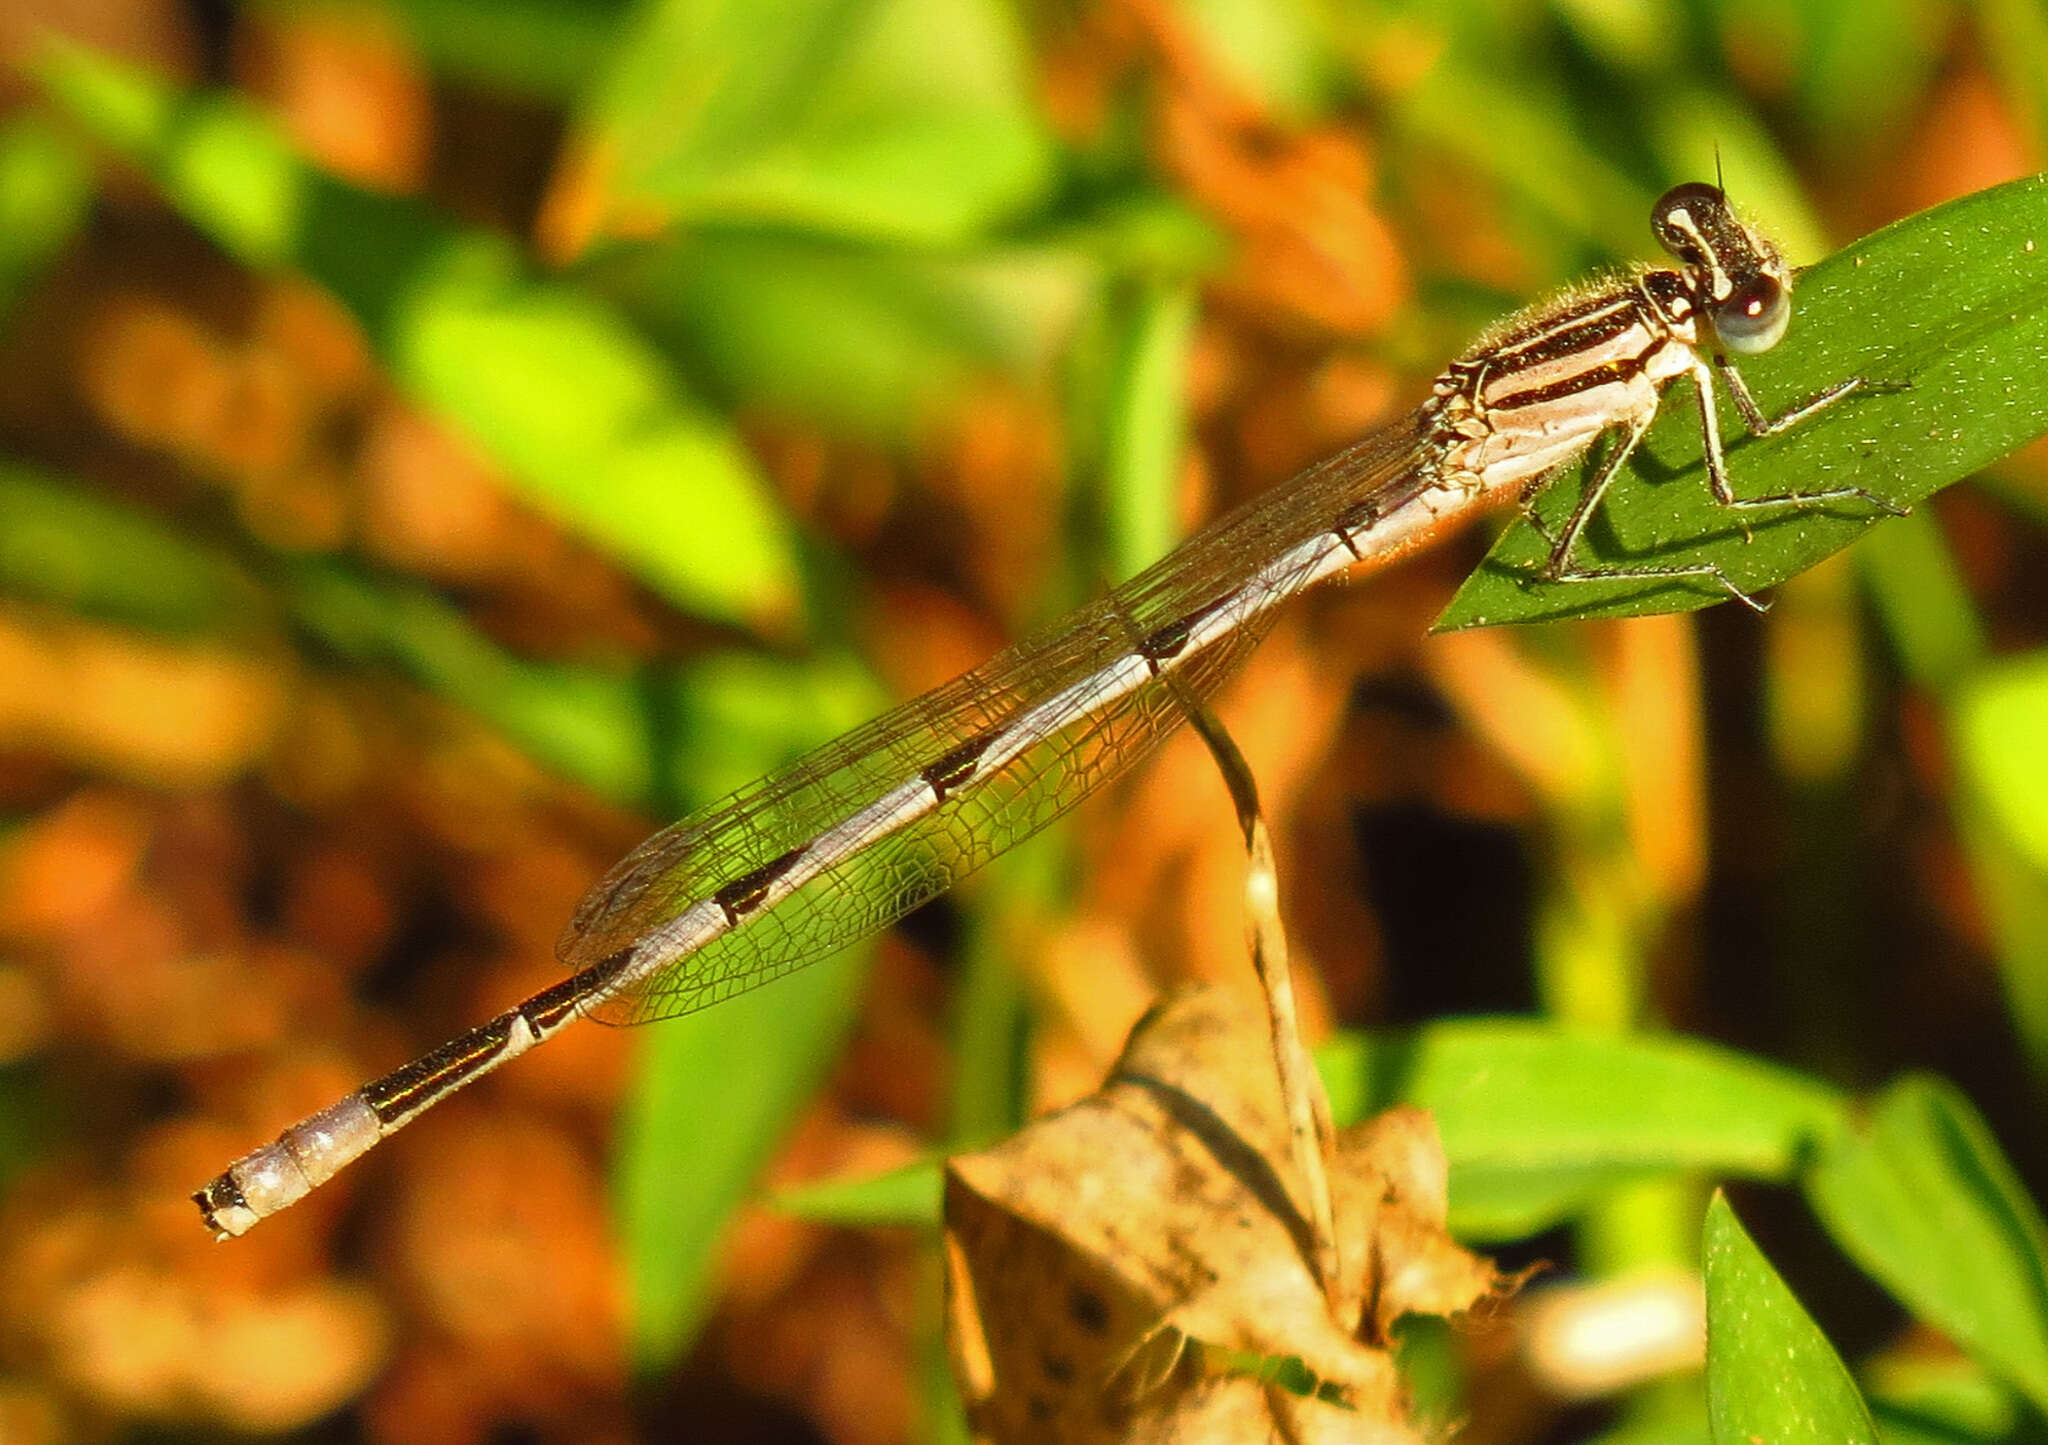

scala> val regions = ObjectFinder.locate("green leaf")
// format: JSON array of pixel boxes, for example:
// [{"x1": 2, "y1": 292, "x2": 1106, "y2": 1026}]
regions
[
  {"x1": 1957, "y1": 650, "x2": 2048, "y2": 874},
  {"x1": 1704, "y1": 1191, "x2": 1879, "y2": 1445},
  {"x1": 1103, "y1": 282, "x2": 1199, "y2": 575},
  {"x1": 1317, "y1": 1021, "x2": 1847, "y2": 1240},
  {"x1": 1864, "y1": 1356, "x2": 2028, "y2": 1445},
  {"x1": 768, "y1": 1156, "x2": 943, "y2": 1226},
  {"x1": 618, "y1": 939, "x2": 872, "y2": 1369},
  {"x1": 578, "y1": 0, "x2": 1054, "y2": 244},
  {"x1": 1439, "y1": 173, "x2": 2048, "y2": 629},
  {"x1": 284, "y1": 563, "x2": 657, "y2": 803},
  {"x1": 653, "y1": 649, "x2": 888, "y2": 807},
  {"x1": 1804, "y1": 1075, "x2": 2048, "y2": 1413},
  {"x1": 33, "y1": 38, "x2": 804, "y2": 631},
  {"x1": 389, "y1": 0, "x2": 630, "y2": 101},
  {"x1": 615, "y1": 233, "x2": 1094, "y2": 440},
  {"x1": 0, "y1": 463, "x2": 270, "y2": 637},
  {"x1": 1856, "y1": 507, "x2": 1989, "y2": 695},
  {"x1": 0, "y1": 112, "x2": 94, "y2": 323},
  {"x1": 1782, "y1": 0, "x2": 1947, "y2": 144}
]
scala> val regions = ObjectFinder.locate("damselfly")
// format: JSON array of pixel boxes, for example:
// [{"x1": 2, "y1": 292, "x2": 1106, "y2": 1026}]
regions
[{"x1": 195, "y1": 182, "x2": 1897, "y2": 1238}]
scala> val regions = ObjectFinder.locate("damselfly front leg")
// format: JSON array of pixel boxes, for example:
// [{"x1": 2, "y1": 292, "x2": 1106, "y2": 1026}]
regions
[
  {"x1": 1527, "y1": 410, "x2": 1770, "y2": 613},
  {"x1": 1704, "y1": 356, "x2": 1911, "y2": 516}
]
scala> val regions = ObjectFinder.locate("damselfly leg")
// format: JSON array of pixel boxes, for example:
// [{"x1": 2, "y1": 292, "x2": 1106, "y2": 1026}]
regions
[{"x1": 1529, "y1": 356, "x2": 1907, "y2": 610}]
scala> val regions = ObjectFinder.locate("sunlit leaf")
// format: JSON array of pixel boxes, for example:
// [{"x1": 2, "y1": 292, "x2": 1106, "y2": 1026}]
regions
[
  {"x1": 1805, "y1": 1076, "x2": 2048, "y2": 1413},
  {"x1": 1704, "y1": 1192, "x2": 1879, "y2": 1445},
  {"x1": 615, "y1": 233, "x2": 1095, "y2": 439},
  {"x1": 1318, "y1": 1021, "x2": 1846, "y2": 1240},
  {"x1": 573, "y1": 0, "x2": 1054, "y2": 245}
]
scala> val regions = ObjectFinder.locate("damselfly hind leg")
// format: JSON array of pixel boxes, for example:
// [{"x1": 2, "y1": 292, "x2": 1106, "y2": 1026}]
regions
[{"x1": 1523, "y1": 413, "x2": 1772, "y2": 613}]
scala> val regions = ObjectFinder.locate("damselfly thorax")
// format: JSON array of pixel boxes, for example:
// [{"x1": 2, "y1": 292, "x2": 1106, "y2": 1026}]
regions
[{"x1": 193, "y1": 182, "x2": 1898, "y2": 1240}]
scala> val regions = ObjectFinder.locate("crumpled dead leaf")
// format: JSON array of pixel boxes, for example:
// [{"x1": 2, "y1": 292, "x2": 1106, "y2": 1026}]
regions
[{"x1": 945, "y1": 986, "x2": 1501, "y2": 1444}]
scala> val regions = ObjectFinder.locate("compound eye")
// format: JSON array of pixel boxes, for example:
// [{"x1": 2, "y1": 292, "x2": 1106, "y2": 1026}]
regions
[
  {"x1": 1713, "y1": 274, "x2": 1788, "y2": 354},
  {"x1": 1652, "y1": 182, "x2": 1724, "y2": 263}
]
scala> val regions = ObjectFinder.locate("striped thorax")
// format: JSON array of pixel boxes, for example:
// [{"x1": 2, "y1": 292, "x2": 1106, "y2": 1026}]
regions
[{"x1": 1425, "y1": 182, "x2": 1790, "y2": 501}]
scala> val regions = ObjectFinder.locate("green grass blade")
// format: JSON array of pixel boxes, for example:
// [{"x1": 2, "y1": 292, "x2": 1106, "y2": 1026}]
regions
[
  {"x1": 618, "y1": 941, "x2": 873, "y2": 1370},
  {"x1": 1704, "y1": 1191, "x2": 1879, "y2": 1445},
  {"x1": 768, "y1": 1157, "x2": 943, "y2": 1227},
  {"x1": 1440, "y1": 173, "x2": 2048, "y2": 629},
  {"x1": 1959, "y1": 652, "x2": 2048, "y2": 877}
]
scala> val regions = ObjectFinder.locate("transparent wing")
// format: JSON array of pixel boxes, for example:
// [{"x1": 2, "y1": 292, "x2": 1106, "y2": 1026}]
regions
[{"x1": 559, "y1": 417, "x2": 1430, "y2": 1026}]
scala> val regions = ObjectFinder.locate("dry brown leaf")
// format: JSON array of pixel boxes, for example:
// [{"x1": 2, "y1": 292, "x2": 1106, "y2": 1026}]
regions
[{"x1": 946, "y1": 987, "x2": 1501, "y2": 1443}]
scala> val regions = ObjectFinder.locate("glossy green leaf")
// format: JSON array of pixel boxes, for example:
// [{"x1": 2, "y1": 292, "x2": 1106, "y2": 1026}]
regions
[
  {"x1": 1805, "y1": 1075, "x2": 2048, "y2": 1413},
  {"x1": 1704, "y1": 1191, "x2": 1879, "y2": 1445},
  {"x1": 1440, "y1": 174, "x2": 2048, "y2": 629},
  {"x1": 1317, "y1": 1021, "x2": 1847, "y2": 1240},
  {"x1": 34, "y1": 38, "x2": 803, "y2": 631},
  {"x1": 578, "y1": 0, "x2": 1054, "y2": 244}
]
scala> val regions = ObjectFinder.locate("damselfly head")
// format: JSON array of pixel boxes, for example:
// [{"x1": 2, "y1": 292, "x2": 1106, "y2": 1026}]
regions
[{"x1": 1651, "y1": 182, "x2": 1792, "y2": 356}]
